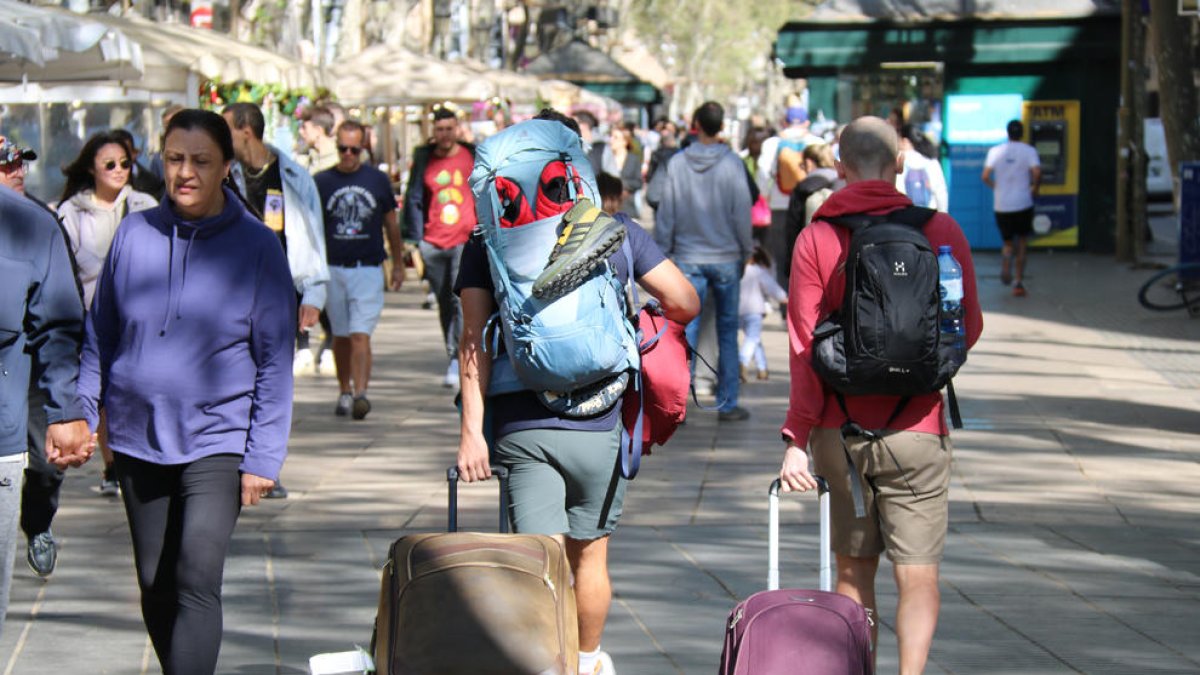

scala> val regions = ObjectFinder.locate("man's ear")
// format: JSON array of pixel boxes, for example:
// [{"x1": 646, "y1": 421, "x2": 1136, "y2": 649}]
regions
[
  {"x1": 835, "y1": 160, "x2": 847, "y2": 181},
  {"x1": 895, "y1": 152, "x2": 905, "y2": 174}
]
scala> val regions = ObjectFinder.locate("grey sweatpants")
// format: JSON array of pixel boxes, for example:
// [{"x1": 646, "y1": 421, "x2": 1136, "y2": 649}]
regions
[{"x1": 0, "y1": 452, "x2": 26, "y2": 639}]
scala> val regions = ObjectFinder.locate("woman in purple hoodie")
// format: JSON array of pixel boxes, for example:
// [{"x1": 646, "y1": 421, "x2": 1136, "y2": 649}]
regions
[{"x1": 78, "y1": 109, "x2": 295, "y2": 675}]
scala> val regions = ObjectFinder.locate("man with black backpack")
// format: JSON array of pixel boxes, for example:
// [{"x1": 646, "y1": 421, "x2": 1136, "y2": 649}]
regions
[{"x1": 778, "y1": 116, "x2": 983, "y2": 674}]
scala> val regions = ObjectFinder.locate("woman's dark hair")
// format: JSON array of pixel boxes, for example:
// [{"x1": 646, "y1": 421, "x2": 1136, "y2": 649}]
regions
[
  {"x1": 750, "y1": 245, "x2": 773, "y2": 269},
  {"x1": 534, "y1": 108, "x2": 581, "y2": 137},
  {"x1": 59, "y1": 131, "x2": 132, "y2": 204},
  {"x1": 900, "y1": 124, "x2": 937, "y2": 161},
  {"x1": 165, "y1": 108, "x2": 235, "y2": 163}
]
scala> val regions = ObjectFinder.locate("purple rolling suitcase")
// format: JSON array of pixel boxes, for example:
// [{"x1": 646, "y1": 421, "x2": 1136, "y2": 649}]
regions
[{"x1": 718, "y1": 477, "x2": 874, "y2": 675}]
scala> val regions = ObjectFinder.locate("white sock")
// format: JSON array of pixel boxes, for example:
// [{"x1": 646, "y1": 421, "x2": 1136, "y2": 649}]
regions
[{"x1": 578, "y1": 647, "x2": 601, "y2": 674}]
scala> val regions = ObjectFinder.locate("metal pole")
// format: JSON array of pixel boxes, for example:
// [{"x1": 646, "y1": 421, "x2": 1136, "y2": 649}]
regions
[{"x1": 1115, "y1": 0, "x2": 1134, "y2": 262}]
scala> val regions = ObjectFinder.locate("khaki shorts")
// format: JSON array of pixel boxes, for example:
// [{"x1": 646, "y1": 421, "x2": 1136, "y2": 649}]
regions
[{"x1": 810, "y1": 428, "x2": 952, "y2": 565}]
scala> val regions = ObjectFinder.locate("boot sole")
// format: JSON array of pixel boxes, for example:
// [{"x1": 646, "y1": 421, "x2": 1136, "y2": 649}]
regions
[{"x1": 532, "y1": 228, "x2": 626, "y2": 301}]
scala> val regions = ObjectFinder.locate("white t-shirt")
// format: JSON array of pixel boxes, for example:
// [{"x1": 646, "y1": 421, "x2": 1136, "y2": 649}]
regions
[
  {"x1": 985, "y1": 141, "x2": 1040, "y2": 213},
  {"x1": 895, "y1": 151, "x2": 949, "y2": 212}
]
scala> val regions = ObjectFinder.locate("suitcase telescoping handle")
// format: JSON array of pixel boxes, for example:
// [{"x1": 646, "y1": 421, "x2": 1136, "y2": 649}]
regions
[
  {"x1": 768, "y1": 476, "x2": 831, "y2": 593},
  {"x1": 446, "y1": 465, "x2": 510, "y2": 533}
]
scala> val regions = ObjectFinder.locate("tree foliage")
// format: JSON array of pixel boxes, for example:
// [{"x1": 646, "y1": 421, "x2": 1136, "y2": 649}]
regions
[{"x1": 624, "y1": 0, "x2": 815, "y2": 113}]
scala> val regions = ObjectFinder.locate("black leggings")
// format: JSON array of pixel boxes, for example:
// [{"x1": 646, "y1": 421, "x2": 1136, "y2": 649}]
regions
[{"x1": 115, "y1": 452, "x2": 242, "y2": 675}]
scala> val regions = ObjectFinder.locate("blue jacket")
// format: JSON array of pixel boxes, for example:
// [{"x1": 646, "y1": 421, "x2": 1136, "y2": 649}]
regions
[
  {"x1": 78, "y1": 188, "x2": 295, "y2": 479},
  {"x1": 401, "y1": 141, "x2": 475, "y2": 242},
  {"x1": 0, "y1": 185, "x2": 85, "y2": 457},
  {"x1": 230, "y1": 145, "x2": 329, "y2": 310}
]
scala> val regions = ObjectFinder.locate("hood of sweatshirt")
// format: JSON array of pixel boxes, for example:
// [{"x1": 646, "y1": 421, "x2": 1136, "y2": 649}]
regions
[
  {"x1": 811, "y1": 179, "x2": 913, "y2": 221},
  {"x1": 149, "y1": 186, "x2": 249, "y2": 335},
  {"x1": 682, "y1": 142, "x2": 734, "y2": 173}
]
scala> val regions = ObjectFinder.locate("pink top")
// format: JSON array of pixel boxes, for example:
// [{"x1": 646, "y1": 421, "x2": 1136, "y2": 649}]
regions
[{"x1": 781, "y1": 180, "x2": 984, "y2": 448}]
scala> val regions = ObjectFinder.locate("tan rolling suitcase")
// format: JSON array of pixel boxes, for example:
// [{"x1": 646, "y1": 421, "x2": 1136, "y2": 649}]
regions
[{"x1": 373, "y1": 466, "x2": 578, "y2": 675}]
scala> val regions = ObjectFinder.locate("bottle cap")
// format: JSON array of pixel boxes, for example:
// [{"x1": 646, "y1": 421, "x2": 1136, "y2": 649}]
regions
[{"x1": 937, "y1": 245, "x2": 951, "y2": 254}]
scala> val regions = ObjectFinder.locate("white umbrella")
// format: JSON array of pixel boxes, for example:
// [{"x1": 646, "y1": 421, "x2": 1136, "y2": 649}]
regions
[
  {"x1": 0, "y1": 0, "x2": 143, "y2": 82},
  {"x1": 328, "y1": 45, "x2": 493, "y2": 105}
]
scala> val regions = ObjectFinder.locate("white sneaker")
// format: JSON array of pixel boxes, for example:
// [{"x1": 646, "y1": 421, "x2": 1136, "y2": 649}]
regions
[
  {"x1": 594, "y1": 651, "x2": 615, "y2": 675},
  {"x1": 443, "y1": 359, "x2": 459, "y2": 388},
  {"x1": 293, "y1": 348, "x2": 315, "y2": 376},
  {"x1": 318, "y1": 351, "x2": 336, "y2": 376},
  {"x1": 334, "y1": 392, "x2": 353, "y2": 416}
]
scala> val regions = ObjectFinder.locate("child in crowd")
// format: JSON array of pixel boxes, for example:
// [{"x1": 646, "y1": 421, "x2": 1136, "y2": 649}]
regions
[{"x1": 739, "y1": 246, "x2": 788, "y2": 381}]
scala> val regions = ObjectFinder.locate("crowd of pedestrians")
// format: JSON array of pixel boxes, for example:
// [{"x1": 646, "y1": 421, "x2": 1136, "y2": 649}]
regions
[{"x1": 0, "y1": 93, "x2": 1047, "y2": 674}]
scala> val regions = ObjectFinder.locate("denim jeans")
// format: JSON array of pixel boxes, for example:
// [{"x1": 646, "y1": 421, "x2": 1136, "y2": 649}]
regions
[
  {"x1": 678, "y1": 261, "x2": 742, "y2": 412},
  {"x1": 739, "y1": 313, "x2": 767, "y2": 371},
  {"x1": 420, "y1": 241, "x2": 464, "y2": 361}
]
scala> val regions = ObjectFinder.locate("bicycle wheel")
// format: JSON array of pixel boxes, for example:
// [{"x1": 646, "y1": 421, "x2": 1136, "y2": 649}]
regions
[{"x1": 1138, "y1": 263, "x2": 1200, "y2": 311}]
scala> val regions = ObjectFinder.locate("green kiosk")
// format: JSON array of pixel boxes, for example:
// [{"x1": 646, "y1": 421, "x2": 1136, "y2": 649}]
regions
[{"x1": 774, "y1": 0, "x2": 1120, "y2": 252}]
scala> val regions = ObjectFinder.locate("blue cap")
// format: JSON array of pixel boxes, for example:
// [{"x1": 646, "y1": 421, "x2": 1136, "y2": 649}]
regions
[{"x1": 785, "y1": 106, "x2": 808, "y2": 125}]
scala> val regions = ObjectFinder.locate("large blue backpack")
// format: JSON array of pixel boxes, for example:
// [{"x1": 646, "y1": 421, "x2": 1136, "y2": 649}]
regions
[{"x1": 469, "y1": 120, "x2": 639, "y2": 401}]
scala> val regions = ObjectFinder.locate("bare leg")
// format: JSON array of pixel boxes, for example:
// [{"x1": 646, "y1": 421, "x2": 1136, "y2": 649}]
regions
[
  {"x1": 1000, "y1": 241, "x2": 1014, "y2": 285},
  {"x1": 333, "y1": 336, "x2": 352, "y2": 394},
  {"x1": 1013, "y1": 235, "x2": 1028, "y2": 285},
  {"x1": 836, "y1": 554, "x2": 880, "y2": 651},
  {"x1": 564, "y1": 535, "x2": 611, "y2": 653},
  {"x1": 349, "y1": 333, "x2": 372, "y2": 397},
  {"x1": 98, "y1": 408, "x2": 113, "y2": 468},
  {"x1": 894, "y1": 563, "x2": 941, "y2": 675}
]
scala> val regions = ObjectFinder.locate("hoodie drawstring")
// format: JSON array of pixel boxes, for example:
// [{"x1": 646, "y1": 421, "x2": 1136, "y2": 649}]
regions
[{"x1": 159, "y1": 224, "x2": 199, "y2": 335}]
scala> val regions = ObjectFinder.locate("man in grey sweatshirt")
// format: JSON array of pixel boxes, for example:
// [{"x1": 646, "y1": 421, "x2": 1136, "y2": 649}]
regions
[{"x1": 655, "y1": 101, "x2": 753, "y2": 421}]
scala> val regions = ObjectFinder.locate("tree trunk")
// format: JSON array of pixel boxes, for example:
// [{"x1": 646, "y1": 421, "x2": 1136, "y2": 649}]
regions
[{"x1": 1149, "y1": 2, "x2": 1200, "y2": 201}]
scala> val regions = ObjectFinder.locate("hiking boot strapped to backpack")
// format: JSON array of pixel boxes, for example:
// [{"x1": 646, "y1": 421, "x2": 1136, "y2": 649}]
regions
[{"x1": 469, "y1": 120, "x2": 639, "y2": 406}]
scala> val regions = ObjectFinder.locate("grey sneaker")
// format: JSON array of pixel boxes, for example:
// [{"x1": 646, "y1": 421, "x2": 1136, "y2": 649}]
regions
[
  {"x1": 335, "y1": 392, "x2": 353, "y2": 416},
  {"x1": 264, "y1": 481, "x2": 288, "y2": 499},
  {"x1": 27, "y1": 531, "x2": 56, "y2": 578},
  {"x1": 352, "y1": 395, "x2": 371, "y2": 420},
  {"x1": 532, "y1": 199, "x2": 626, "y2": 301},
  {"x1": 99, "y1": 465, "x2": 119, "y2": 497}
]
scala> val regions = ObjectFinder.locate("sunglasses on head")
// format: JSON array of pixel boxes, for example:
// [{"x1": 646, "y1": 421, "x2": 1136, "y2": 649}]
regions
[
  {"x1": 103, "y1": 158, "x2": 132, "y2": 171},
  {"x1": 0, "y1": 159, "x2": 24, "y2": 174},
  {"x1": 337, "y1": 145, "x2": 361, "y2": 155}
]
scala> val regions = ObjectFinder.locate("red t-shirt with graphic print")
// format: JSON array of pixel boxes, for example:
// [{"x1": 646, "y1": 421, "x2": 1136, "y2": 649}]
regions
[{"x1": 422, "y1": 147, "x2": 477, "y2": 249}]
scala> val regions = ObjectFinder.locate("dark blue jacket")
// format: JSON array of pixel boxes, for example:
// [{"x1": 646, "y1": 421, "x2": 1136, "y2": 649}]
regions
[{"x1": 0, "y1": 185, "x2": 85, "y2": 457}]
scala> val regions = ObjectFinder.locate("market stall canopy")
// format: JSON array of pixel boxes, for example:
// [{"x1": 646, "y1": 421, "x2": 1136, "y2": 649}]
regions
[
  {"x1": 777, "y1": 0, "x2": 1121, "y2": 74},
  {"x1": 84, "y1": 11, "x2": 323, "y2": 91},
  {"x1": 522, "y1": 39, "x2": 661, "y2": 105},
  {"x1": 328, "y1": 44, "x2": 493, "y2": 104},
  {"x1": 460, "y1": 59, "x2": 544, "y2": 103},
  {"x1": 0, "y1": 0, "x2": 143, "y2": 83},
  {"x1": 800, "y1": 0, "x2": 1120, "y2": 22},
  {"x1": 537, "y1": 78, "x2": 621, "y2": 115}
]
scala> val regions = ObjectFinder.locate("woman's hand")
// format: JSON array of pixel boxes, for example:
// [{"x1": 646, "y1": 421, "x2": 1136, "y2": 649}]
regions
[{"x1": 241, "y1": 473, "x2": 277, "y2": 506}]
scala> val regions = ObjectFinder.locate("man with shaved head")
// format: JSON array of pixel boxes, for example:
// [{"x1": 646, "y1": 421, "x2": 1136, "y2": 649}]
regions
[{"x1": 777, "y1": 116, "x2": 983, "y2": 673}]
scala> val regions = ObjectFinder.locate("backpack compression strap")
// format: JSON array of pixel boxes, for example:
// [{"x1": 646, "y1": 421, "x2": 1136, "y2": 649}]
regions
[{"x1": 824, "y1": 205, "x2": 937, "y2": 231}]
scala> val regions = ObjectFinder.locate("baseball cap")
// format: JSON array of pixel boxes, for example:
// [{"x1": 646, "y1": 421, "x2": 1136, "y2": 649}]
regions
[
  {"x1": 785, "y1": 106, "x2": 809, "y2": 125},
  {"x1": 0, "y1": 139, "x2": 37, "y2": 165}
]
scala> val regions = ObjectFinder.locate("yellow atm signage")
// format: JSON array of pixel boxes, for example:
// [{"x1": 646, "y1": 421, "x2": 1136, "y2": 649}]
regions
[{"x1": 1024, "y1": 100, "x2": 1080, "y2": 247}]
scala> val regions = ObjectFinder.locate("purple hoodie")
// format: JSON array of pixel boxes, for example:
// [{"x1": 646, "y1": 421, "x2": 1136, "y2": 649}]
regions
[{"x1": 78, "y1": 187, "x2": 295, "y2": 479}]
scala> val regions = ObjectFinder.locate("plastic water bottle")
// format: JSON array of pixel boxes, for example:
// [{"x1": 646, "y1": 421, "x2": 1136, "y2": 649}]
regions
[{"x1": 937, "y1": 245, "x2": 966, "y2": 369}]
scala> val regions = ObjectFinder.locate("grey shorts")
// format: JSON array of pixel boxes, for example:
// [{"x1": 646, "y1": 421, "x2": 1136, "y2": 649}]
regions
[
  {"x1": 494, "y1": 425, "x2": 627, "y2": 541},
  {"x1": 811, "y1": 428, "x2": 952, "y2": 565}
]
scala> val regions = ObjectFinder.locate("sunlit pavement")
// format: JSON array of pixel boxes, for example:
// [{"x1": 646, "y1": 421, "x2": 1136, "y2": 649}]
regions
[{"x1": 3, "y1": 209, "x2": 1199, "y2": 674}]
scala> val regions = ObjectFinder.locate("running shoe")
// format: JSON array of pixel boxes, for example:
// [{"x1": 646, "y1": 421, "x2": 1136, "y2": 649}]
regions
[
  {"x1": 1013, "y1": 282, "x2": 1027, "y2": 297},
  {"x1": 532, "y1": 199, "x2": 626, "y2": 301},
  {"x1": 27, "y1": 531, "x2": 56, "y2": 578},
  {"x1": 352, "y1": 395, "x2": 371, "y2": 420},
  {"x1": 335, "y1": 392, "x2": 353, "y2": 416},
  {"x1": 593, "y1": 651, "x2": 616, "y2": 675},
  {"x1": 99, "y1": 464, "x2": 119, "y2": 496},
  {"x1": 443, "y1": 359, "x2": 460, "y2": 389}
]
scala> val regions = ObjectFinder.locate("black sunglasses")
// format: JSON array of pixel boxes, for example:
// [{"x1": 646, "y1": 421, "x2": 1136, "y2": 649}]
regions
[
  {"x1": 103, "y1": 158, "x2": 132, "y2": 171},
  {"x1": 337, "y1": 145, "x2": 361, "y2": 155}
]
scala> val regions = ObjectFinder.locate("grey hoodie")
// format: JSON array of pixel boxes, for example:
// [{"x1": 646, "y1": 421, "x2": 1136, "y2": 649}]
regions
[{"x1": 654, "y1": 141, "x2": 752, "y2": 266}]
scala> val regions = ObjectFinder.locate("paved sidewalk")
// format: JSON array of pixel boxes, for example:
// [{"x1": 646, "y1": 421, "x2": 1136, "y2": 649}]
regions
[{"x1": 3, "y1": 219, "x2": 1200, "y2": 673}]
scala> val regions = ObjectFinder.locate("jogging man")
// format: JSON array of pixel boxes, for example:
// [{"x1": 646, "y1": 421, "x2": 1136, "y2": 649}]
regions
[
  {"x1": 779, "y1": 116, "x2": 983, "y2": 674},
  {"x1": 315, "y1": 120, "x2": 405, "y2": 419},
  {"x1": 983, "y1": 119, "x2": 1041, "y2": 297},
  {"x1": 402, "y1": 107, "x2": 476, "y2": 388},
  {"x1": 655, "y1": 101, "x2": 753, "y2": 421},
  {"x1": 455, "y1": 110, "x2": 699, "y2": 675}
]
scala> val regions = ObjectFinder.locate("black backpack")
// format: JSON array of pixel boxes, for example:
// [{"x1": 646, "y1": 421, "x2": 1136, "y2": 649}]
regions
[{"x1": 811, "y1": 206, "x2": 963, "y2": 427}]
